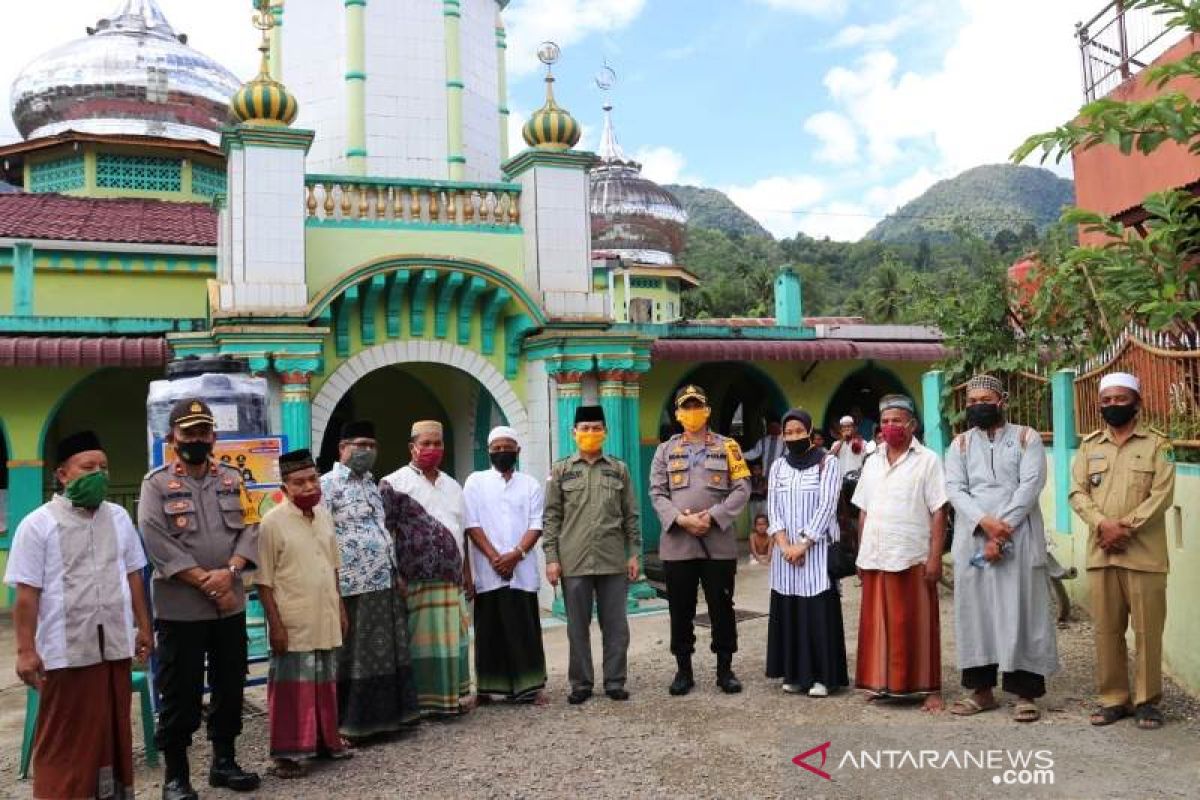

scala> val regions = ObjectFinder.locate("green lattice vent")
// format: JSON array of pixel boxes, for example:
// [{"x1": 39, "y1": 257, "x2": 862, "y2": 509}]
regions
[
  {"x1": 96, "y1": 154, "x2": 183, "y2": 192},
  {"x1": 191, "y1": 162, "x2": 226, "y2": 197},
  {"x1": 631, "y1": 277, "x2": 663, "y2": 289},
  {"x1": 29, "y1": 155, "x2": 85, "y2": 193}
]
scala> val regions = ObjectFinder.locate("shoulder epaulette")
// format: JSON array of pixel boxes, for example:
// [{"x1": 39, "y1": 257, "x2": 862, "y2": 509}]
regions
[
  {"x1": 142, "y1": 464, "x2": 167, "y2": 481},
  {"x1": 1147, "y1": 425, "x2": 1168, "y2": 438},
  {"x1": 1083, "y1": 429, "x2": 1104, "y2": 442}
]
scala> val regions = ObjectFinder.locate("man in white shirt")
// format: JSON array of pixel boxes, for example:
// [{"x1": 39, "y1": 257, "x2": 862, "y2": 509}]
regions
[
  {"x1": 463, "y1": 426, "x2": 547, "y2": 705},
  {"x1": 851, "y1": 395, "x2": 948, "y2": 712},
  {"x1": 831, "y1": 414, "x2": 869, "y2": 549},
  {"x1": 5, "y1": 430, "x2": 153, "y2": 800}
]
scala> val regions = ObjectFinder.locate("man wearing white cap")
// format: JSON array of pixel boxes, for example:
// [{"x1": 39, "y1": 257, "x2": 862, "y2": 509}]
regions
[
  {"x1": 462, "y1": 426, "x2": 548, "y2": 704},
  {"x1": 1070, "y1": 372, "x2": 1175, "y2": 730}
]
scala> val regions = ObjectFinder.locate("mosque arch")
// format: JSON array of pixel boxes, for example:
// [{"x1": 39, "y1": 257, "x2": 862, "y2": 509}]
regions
[
  {"x1": 821, "y1": 361, "x2": 912, "y2": 437},
  {"x1": 659, "y1": 362, "x2": 789, "y2": 444},
  {"x1": 310, "y1": 340, "x2": 529, "y2": 457}
]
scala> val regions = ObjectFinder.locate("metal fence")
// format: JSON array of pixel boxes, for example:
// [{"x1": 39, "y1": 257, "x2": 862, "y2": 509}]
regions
[
  {"x1": 1075, "y1": 324, "x2": 1200, "y2": 448},
  {"x1": 950, "y1": 371, "x2": 1053, "y2": 440},
  {"x1": 1078, "y1": 0, "x2": 1176, "y2": 101}
]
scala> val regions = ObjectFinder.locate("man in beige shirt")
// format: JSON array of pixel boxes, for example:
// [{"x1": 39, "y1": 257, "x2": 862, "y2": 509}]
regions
[
  {"x1": 1069, "y1": 372, "x2": 1175, "y2": 731},
  {"x1": 257, "y1": 449, "x2": 349, "y2": 778}
]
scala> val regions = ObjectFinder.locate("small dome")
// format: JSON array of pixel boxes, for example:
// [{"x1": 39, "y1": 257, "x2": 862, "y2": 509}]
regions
[
  {"x1": 232, "y1": 78, "x2": 298, "y2": 127},
  {"x1": 10, "y1": 0, "x2": 240, "y2": 145},
  {"x1": 589, "y1": 104, "x2": 687, "y2": 265},
  {"x1": 522, "y1": 76, "x2": 581, "y2": 151}
]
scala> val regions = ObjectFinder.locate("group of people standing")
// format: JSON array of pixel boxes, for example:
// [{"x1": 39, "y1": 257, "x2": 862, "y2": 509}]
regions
[{"x1": 5, "y1": 368, "x2": 1176, "y2": 799}]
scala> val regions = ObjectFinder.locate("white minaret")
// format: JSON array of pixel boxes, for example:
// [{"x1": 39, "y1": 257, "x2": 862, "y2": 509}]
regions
[{"x1": 275, "y1": 0, "x2": 508, "y2": 181}]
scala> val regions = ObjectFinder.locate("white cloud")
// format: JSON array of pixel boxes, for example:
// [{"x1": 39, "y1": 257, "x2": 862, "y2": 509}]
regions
[
  {"x1": 724, "y1": 175, "x2": 827, "y2": 238},
  {"x1": 829, "y1": 13, "x2": 917, "y2": 49},
  {"x1": 803, "y1": 111, "x2": 859, "y2": 165},
  {"x1": 753, "y1": 0, "x2": 849, "y2": 16},
  {"x1": 504, "y1": 0, "x2": 647, "y2": 78},
  {"x1": 633, "y1": 145, "x2": 700, "y2": 185}
]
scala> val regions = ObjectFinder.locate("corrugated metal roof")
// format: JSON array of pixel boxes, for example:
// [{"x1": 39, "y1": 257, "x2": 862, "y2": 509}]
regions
[
  {"x1": 0, "y1": 336, "x2": 170, "y2": 367},
  {"x1": 650, "y1": 339, "x2": 946, "y2": 362}
]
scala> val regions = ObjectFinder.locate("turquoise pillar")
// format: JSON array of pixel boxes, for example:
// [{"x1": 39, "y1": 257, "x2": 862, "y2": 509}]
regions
[
  {"x1": 773, "y1": 265, "x2": 802, "y2": 327},
  {"x1": 553, "y1": 372, "x2": 584, "y2": 460},
  {"x1": 3, "y1": 463, "x2": 42, "y2": 547},
  {"x1": 921, "y1": 370, "x2": 949, "y2": 456},
  {"x1": 279, "y1": 372, "x2": 312, "y2": 450},
  {"x1": 599, "y1": 371, "x2": 627, "y2": 463},
  {"x1": 13, "y1": 243, "x2": 33, "y2": 317},
  {"x1": 1052, "y1": 369, "x2": 1079, "y2": 533}
]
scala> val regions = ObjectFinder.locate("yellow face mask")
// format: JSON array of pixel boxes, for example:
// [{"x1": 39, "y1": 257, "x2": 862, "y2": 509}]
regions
[
  {"x1": 676, "y1": 407, "x2": 711, "y2": 434},
  {"x1": 574, "y1": 430, "x2": 606, "y2": 453}
]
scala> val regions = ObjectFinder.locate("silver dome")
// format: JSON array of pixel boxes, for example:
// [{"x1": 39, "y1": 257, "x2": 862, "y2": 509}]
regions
[
  {"x1": 10, "y1": 0, "x2": 241, "y2": 146},
  {"x1": 589, "y1": 105, "x2": 687, "y2": 266}
]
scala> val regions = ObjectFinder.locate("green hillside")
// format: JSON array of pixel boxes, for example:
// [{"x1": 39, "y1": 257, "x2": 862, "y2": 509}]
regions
[
  {"x1": 662, "y1": 184, "x2": 773, "y2": 239},
  {"x1": 865, "y1": 164, "x2": 1074, "y2": 244}
]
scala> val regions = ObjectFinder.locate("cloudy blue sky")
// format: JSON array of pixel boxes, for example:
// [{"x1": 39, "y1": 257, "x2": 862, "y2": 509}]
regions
[{"x1": 1, "y1": 0, "x2": 1103, "y2": 240}]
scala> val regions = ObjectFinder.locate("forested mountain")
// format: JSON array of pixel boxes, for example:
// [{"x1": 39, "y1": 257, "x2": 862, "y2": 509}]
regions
[
  {"x1": 864, "y1": 164, "x2": 1074, "y2": 245},
  {"x1": 662, "y1": 184, "x2": 772, "y2": 239}
]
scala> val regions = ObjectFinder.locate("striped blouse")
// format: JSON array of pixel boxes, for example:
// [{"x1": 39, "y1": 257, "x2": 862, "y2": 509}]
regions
[{"x1": 767, "y1": 454, "x2": 842, "y2": 597}]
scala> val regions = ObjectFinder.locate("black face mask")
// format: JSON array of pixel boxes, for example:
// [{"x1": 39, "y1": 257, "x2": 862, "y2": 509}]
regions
[
  {"x1": 177, "y1": 440, "x2": 214, "y2": 465},
  {"x1": 965, "y1": 403, "x2": 1003, "y2": 429},
  {"x1": 1100, "y1": 403, "x2": 1139, "y2": 427},
  {"x1": 489, "y1": 451, "x2": 518, "y2": 473},
  {"x1": 785, "y1": 438, "x2": 811, "y2": 457}
]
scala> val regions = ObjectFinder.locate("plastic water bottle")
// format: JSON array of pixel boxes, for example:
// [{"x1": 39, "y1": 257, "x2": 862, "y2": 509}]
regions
[{"x1": 970, "y1": 539, "x2": 1013, "y2": 568}]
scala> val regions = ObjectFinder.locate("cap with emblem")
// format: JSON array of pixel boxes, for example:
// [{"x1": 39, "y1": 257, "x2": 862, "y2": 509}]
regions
[
  {"x1": 279, "y1": 448, "x2": 316, "y2": 477},
  {"x1": 169, "y1": 398, "x2": 215, "y2": 430},
  {"x1": 674, "y1": 384, "x2": 708, "y2": 408},
  {"x1": 340, "y1": 420, "x2": 376, "y2": 441},
  {"x1": 56, "y1": 430, "x2": 103, "y2": 465}
]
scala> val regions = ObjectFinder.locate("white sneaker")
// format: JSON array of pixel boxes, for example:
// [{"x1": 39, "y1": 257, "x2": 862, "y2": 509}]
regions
[
  {"x1": 808, "y1": 682, "x2": 828, "y2": 698},
  {"x1": 783, "y1": 683, "x2": 805, "y2": 694}
]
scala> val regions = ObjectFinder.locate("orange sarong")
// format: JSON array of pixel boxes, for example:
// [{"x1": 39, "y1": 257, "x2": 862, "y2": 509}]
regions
[{"x1": 855, "y1": 566, "x2": 942, "y2": 695}]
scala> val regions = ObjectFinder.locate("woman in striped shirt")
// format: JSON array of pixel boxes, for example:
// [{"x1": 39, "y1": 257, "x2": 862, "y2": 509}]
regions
[{"x1": 764, "y1": 408, "x2": 850, "y2": 697}]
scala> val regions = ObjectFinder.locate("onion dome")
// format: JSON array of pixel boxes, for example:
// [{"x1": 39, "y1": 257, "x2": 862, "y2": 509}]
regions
[
  {"x1": 589, "y1": 104, "x2": 688, "y2": 265},
  {"x1": 522, "y1": 75, "x2": 581, "y2": 151},
  {"x1": 9, "y1": 0, "x2": 241, "y2": 146},
  {"x1": 231, "y1": 2, "x2": 298, "y2": 127}
]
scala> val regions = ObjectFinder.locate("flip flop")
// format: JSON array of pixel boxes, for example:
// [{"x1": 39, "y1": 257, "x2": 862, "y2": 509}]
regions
[
  {"x1": 950, "y1": 695, "x2": 999, "y2": 716},
  {"x1": 1089, "y1": 705, "x2": 1131, "y2": 726},
  {"x1": 1013, "y1": 701, "x2": 1040, "y2": 723},
  {"x1": 268, "y1": 760, "x2": 308, "y2": 779},
  {"x1": 1135, "y1": 704, "x2": 1164, "y2": 730}
]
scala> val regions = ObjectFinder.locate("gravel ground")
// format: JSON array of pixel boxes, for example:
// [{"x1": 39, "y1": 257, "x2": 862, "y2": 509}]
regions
[{"x1": 3, "y1": 561, "x2": 1199, "y2": 799}]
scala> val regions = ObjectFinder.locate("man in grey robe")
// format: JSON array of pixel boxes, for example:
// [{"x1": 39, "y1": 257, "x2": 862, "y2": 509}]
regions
[{"x1": 945, "y1": 375, "x2": 1059, "y2": 722}]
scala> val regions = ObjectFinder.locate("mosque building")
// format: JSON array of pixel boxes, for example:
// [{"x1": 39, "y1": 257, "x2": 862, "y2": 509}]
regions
[{"x1": 0, "y1": 0, "x2": 944, "y2": 603}]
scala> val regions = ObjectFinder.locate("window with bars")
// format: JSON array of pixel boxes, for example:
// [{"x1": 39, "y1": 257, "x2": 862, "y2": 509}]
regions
[
  {"x1": 29, "y1": 155, "x2": 85, "y2": 193},
  {"x1": 191, "y1": 162, "x2": 227, "y2": 197},
  {"x1": 96, "y1": 154, "x2": 183, "y2": 192},
  {"x1": 630, "y1": 277, "x2": 662, "y2": 289}
]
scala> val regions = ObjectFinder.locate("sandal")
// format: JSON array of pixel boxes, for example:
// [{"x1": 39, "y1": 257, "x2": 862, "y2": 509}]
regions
[
  {"x1": 1013, "y1": 701, "x2": 1040, "y2": 723},
  {"x1": 1135, "y1": 703, "x2": 1164, "y2": 730},
  {"x1": 950, "y1": 695, "x2": 999, "y2": 716},
  {"x1": 1089, "y1": 705, "x2": 1131, "y2": 726},
  {"x1": 268, "y1": 760, "x2": 308, "y2": 779}
]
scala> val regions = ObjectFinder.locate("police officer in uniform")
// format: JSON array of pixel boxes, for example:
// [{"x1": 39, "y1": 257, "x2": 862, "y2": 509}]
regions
[
  {"x1": 650, "y1": 385, "x2": 751, "y2": 695},
  {"x1": 1069, "y1": 372, "x2": 1175, "y2": 731},
  {"x1": 139, "y1": 399, "x2": 261, "y2": 800}
]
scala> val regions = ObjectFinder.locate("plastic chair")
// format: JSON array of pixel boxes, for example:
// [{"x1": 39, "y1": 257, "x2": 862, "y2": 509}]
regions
[{"x1": 18, "y1": 668, "x2": 160, "y2": 780}]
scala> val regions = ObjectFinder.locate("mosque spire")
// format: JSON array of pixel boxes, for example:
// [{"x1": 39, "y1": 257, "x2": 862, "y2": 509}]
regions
[{"x1": 598, "y1": 103, "x2": 627, "y2": 163}]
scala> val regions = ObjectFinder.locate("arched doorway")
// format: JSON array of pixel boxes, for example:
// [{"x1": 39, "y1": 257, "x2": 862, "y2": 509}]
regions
[
  {"x1": 311, "y1": 341, "x2": 526, "y2": 482},
  {"x1": 821, "y1": 362, "x2": 912, "y2": 440},
  {"x1": 661, "y1": 362, "x2": 789, "y2": 447}
]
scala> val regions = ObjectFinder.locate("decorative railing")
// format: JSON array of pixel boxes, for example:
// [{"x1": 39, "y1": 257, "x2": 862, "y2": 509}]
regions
[
  {"x1": 1075, "y1": 324, "x2": 1200, "y2": 448},
  {"x1": 1078, "y1": 0, "x2": 1175, "y2": 101},
  {"x1": 304, "y1": 174, "x2": 521, "y2": 228},
  {"x1": 950, "y1": 371, "x2": 1053, "y2": 440}
]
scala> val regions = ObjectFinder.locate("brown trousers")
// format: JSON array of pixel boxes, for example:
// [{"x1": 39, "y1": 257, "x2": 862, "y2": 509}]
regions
[{"x1": 1089, "y1": 566, "x2": 1167, "y2": 708}]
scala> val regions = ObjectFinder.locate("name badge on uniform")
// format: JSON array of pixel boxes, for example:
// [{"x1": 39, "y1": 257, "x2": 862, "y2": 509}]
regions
[
  {"x1": 167, "y1": 480, "x2": 182, "y2": 490},
  {"x1": 165, "y1": 500, "x2": 190, "y2": 514}
]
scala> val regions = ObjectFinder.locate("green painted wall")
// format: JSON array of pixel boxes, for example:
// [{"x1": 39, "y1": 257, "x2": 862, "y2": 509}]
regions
[
  {"x1": 34, "y1": 272, "x2": 209, "y2": 318},
  {"x1": 610, "y1": 280, "x2": 683, "y2": 323},
  {"x1": 0, "y1": 273, "x2": 12, "y2": 315},
  {"x1": 304, "y1": 226, "x2": 525, "y2": 297}
]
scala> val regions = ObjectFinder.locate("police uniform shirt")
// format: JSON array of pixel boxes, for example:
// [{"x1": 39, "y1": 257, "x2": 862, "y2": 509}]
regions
[
  {"x1": 649, "y1": 432, "x2": 751, "y2": 561},
  {"x1": 138, "y1": 460, "x2": 261, "y2": 620}
]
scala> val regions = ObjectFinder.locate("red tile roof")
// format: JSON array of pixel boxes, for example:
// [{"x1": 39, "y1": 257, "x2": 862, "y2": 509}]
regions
[
  {"x1": 651, "y1": 339, "x2": 947, "y2": 362},
  {"x1": 0, "y1": 336, "x2": 170, "y2": 367},
  {"x1": 0, "y1": 194, "x2": 217, "y2": 246}
]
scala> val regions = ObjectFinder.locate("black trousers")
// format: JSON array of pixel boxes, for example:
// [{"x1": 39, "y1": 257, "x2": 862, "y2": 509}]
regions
[
  {"x1": 961, "y1": 664, "x2": 1046, "y2": 699},
  {"x1": 664, "y1": 558, "x2": 738, "y2": 658},
  {"x1": 154, "y1": 613, "x2": 248, "y2": 754}
]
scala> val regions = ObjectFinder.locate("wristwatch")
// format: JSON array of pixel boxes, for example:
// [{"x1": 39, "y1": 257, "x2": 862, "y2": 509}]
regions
[
  {"x1": 228, "y1": 563, "x2": 243, "y2": 578},
  {"x1": 515, "y1": 547, "x2": 527, "y2": 560}
]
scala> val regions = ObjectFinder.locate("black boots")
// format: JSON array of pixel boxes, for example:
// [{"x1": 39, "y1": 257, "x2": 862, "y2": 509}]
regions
[
  {"x1": 208, "y1": 742, "x2": 261, "y2": 792},
  {"x1": 716, "y1": 653, "x2": 742, "y2": 694},
  {"x1": 162, "y1": 751, "x2": 197, "y2": 800},
  {"x1": 669, "y1": 655, "x2": 695, "y2": 696}
]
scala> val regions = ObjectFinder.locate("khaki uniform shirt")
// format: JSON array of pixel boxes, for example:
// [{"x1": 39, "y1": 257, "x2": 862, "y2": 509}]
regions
[
  {"x1": 1069, "y1": 425, "x2": 1175, "y2": 573},
  {"x1": 542, "y1": 453, "x2": 641, "y2": 577},
  {"x1": 649, "y1": 432, "x2": 751, "y2": 561},
  {"x1": 138, "y1": 459, "x2": 260, "y2": 621},
  {"x1": 255, "y1": 501, "x2": 343, "y2": 652}
]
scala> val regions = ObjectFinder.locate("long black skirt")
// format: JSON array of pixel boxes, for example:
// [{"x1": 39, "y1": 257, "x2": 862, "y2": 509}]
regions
[
  {"x1": 765, "y1": 588, "x2": 850, "y2": 691},
  {"x1": 337, "y1": 587, "x2": 421, "y2": 737},
  {"x1": 474, "y1": 587, "x2": 547, "y2": 700}
]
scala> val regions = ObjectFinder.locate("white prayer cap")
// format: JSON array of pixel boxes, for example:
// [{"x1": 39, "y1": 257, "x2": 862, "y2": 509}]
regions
[
  {"x1": 487, "y1": 425, "x2": 521, "y2": 447},
  {"x1": 1099, "y1": 372, "x2": 1141, "y2": 395},
  {"x1": 839, "y1": 415, "x2": 855, "y2": 426}
]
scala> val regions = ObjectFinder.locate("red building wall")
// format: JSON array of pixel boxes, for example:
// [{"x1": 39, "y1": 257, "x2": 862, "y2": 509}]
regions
[{"x1": 1072, "y1": 34, "x2": 1200, "y2": 245}]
